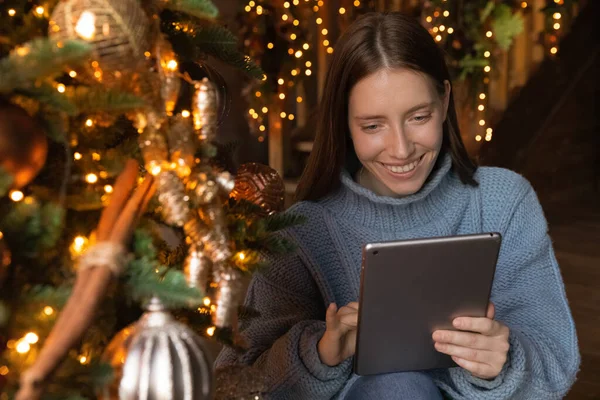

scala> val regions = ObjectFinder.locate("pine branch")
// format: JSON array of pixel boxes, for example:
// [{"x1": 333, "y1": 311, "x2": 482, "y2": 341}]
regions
[
  {"x1": 0, "y1": 166, "x2": 14, "y2": 197},
  {"x1": 163, "y1": 0, "x2": 219, "y2": 20},
  {"x1": 37, "y1": 108, "x2": 69, "y2": 143},
  {"x1": 25, "y1": 285, "x2": 72, "y2": 308},
  {"x1": 68, "y1": 87, "x2": 147, "y2": 114},
  {"x1": 16, "y1": 83, "x2": 78, "y2": 115},
  {"x1": 167, "y1": 22, "x2": 263, "y2": 79},
  {"x1": 0, "y1": 38, "x2": 91, "y2": 93},
  {"x1": 125, "y1": 258, "x2": 204, "y2": 308}
]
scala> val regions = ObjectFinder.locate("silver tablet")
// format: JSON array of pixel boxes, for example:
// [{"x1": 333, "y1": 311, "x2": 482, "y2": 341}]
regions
[{"x1": 354, "y1": 232, "x2": 502, "y2": 376}]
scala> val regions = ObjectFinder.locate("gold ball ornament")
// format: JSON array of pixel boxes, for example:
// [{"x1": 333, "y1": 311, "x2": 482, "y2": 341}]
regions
[
  {"x1": 0, "y1": 102, "x2": 48, "y2": 189},
  {"x1": 168, "y1": 115, "x2": 196, "y2": 178},
  {"x1": 100, "y1": 297, "x2": 214, "y2": 399},
  {"x1": 231, "y1": 163, "x2": 285, "y2": 216},
  {"x1": 48, "y1": 0, "x2": 157, "y2": 97},
  {"x1": 155, "y1": 171, "x2": 190, "y2": 227}
]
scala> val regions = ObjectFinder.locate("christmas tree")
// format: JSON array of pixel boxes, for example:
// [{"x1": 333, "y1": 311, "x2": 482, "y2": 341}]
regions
[{"x1": 0, "y1": 0, "x2": 303, "y2": 398}]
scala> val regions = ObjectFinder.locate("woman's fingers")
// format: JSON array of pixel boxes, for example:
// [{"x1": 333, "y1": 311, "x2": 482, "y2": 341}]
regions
[
  {"x1": 96, "y1": 160, "x2": 139, "y2": 241},
  {"x1": 325, "y1": 303, "x2": 339, "y2": 331},
  {"x1": 110, "y1": 175, "x2": 154, "y2": 244}
]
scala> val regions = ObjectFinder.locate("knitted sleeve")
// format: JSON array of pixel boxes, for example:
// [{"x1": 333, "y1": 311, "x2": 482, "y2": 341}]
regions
[
  {"x1": 431, "y1": 176, "x2": 580, "y2": 399},
  {"x1": 215, "y1": 247, "x2": 353, "y2": 399}
]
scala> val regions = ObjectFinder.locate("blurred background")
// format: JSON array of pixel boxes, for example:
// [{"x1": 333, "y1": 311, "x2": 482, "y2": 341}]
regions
[{"x1": 210, "y1": 0, "x2": 599, "y2": 398}]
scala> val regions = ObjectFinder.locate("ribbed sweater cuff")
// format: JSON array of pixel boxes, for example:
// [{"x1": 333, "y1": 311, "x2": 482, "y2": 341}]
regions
[{"x1": 298, "y1": 321, "x2": 353, "y2": 381}]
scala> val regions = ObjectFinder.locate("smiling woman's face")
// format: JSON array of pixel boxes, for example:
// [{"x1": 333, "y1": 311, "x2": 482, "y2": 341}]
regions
[{"x1": 348, "y1": 67, "x2": 450, "y2": 197}]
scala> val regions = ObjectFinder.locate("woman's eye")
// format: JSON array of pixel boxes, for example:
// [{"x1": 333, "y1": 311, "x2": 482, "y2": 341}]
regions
[
  {"x1": 413, "y1": 114, "x2": 432, "y2": 123},
  {"x1": 362, "y1": 124, "x2": 379, "y2": 131}
]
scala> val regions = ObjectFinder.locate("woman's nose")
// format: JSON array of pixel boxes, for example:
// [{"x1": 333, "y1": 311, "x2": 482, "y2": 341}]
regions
[{"x1": 387, "y1": 128, "x2": 415, "y2": 160}]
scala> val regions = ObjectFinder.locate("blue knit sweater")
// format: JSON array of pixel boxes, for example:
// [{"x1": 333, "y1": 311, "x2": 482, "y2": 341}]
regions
[{"x1": 216, "y1": 154, "x2": 580, "y2": 399}]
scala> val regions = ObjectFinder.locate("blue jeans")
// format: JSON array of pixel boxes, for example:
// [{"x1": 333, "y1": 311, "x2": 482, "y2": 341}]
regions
[{"x1": 339, "y1": 372, "x2": 444, "y2": 400}]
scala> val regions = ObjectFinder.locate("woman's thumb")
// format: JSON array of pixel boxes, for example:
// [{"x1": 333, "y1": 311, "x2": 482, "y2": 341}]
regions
[{"x1": 325, "y1": 303, "x2": 338, "y2": 329}]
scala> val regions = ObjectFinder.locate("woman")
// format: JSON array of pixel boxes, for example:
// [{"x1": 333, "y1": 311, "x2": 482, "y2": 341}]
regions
[{"x1": 216, "y1": 12, "x2": 580, "y2": 399}]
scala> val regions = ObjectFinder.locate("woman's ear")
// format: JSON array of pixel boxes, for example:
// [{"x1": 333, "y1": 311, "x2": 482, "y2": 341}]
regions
[{"x1": 442, "y1": 80, "x2": 451, "y2": 121}]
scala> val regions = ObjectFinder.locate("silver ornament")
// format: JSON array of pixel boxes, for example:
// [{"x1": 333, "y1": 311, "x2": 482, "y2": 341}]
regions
[
  {"x1": 184, "y1": 244, "x2": 213, "y2": 291},
  {"x1": 100, "y1": 297, "x2": 214, "y2": 400},
  {"x1": 156, "y1": 171, "x2": 190, "y2": 227},
  {"x1": 168, "y1": 115, "x2": 196, "y2": 178},
  {"x1": 139, "y1": 123, "x2": 170, "y2": 176},
  {"x1": 191, "y1": 78, "x2": 218, "y2": 141},
  {"x1": 213, "y1": 268, "x2": 242, "y2": 328},
  {"x1": 186, "y1": 170, "x2": 219, "y2": 206}
]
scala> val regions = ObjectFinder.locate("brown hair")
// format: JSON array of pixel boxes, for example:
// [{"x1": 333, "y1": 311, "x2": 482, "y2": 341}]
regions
[{"x1": 295, "y1": 12, "x2": 477, "y2": 202}]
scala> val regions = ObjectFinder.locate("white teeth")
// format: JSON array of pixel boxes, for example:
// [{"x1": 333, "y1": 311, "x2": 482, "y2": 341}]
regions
[{"x1": 385, "y1": 159, "x2": 419, "y2": 174}]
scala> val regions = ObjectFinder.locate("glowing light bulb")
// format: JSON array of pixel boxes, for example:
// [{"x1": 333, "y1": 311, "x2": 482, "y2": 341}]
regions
[
  {"x1": 75, "y1": 11, "x2": 96, "y2": 40},
  {"x1": 322, "y1": 28, "x2": 328, "y2": 35},
  {"x1": 554, "y1": 23, "x2": 560, "y2": 30},
  {"x1": 267, "y1": 42, "x2": 274, "y2": 49},
  {"x1": 262, "y1": 107, "x2": 268, "y2": 113},
  {"x1": 24, "y1": 333, "x2": 39, "y2": 344},
  {"x1": 8, "y1": 9, "x2": 16, "y2": 17},
  {"x1": 327, "y1": 47, "x2": 334, "y2": 54},
  {"x1": 303, "y1": 43, "x2": 309, "y2": 50},
  {"x1": 323, "y1": 39, "x2": 330, "y2": 46},
  {"x1": 282, "y1": 14, "x2": 288, "y2": 21},
  {"x1": 181, "y1": 110, "x2": 191, "y2": 118},
  {"x1": 10, "y1": 190, "x2": 24, "y2": 202},
  {"x1": 486, "y1": 31, "x2": 493, "y2": 38},
  {"x1": 259, "y1": 125, "x2": 266, "y2": 132},
  {"x1": 256, "y1": 5, "x2": 263, "y2": 14},
  {"x1": 426, "y1": 16, "x2": 432, "y2": 23},
  {"x1": 479, "y1": 93, "x2": 486, "y2": 100},
  {"x1": 57, "y1": 84, "x2": 66, "y2": 93},
  {"x1": 316, "y1": 18, "x2": 323, "y2": 24},
  {"x1": 104, "y1": 185, "x2": 113, "y2": 193},
  {"x1": 288, "y1": 114, "x2": 295, "y2": 120},
  {"x1": 203, "y1": 297, "x2": 211, "y2": 306},
  {"x1": 435, "y1": 35, "x2": 442, "y2": 42},
  {"x1": 305, "y1": 61, "x2": 312, "y2": 67},
  {"x1": 305, "y1": 69, "x2": 312, "y2": 76},
  {"x1": 0, "y1": 366, "x2": 9, "y2": 376},
  {"x1": 475, "y1": 135, "x2": 482, "y2": 142},
  {"x1": 439, "y1": 25, "x2": 445, "y2": 31},
  {"x1": 338, "y1": 7, "x2": 346, "y2": 14},
  {"x1": 443, "y1": 11, "x2": 450, "y2": 17},
  {"x1": 484, "y1": 66, "x2": 491, "y2": 72},
  {"x1": 255, "y1": 91, "x2": 262, "y2": 97},
  {"x1": 166, "y1": 59, "x2": 178, "y2": 71},
  {"x1": 74, "y1": 152, "x2": 83, "y2": 160},
  {"x1": 79, "y1": 355, "x2": 88, "y2": 364},
  {"x1": 278, "y1": 78, "x2": 284, "y2": 85},
  {"x1": 237, "y1": 252, "x2": 246, "y2": 261},
  {"x1": 486, "y1": 128, "x2": 493, "y2": 134},
  {"x1": 478, "y1": 105, "x2": 485, "y2": 111},
  {"x1": 207, "y1": 326, "x2": 216, "y2": 336},
  {"x1": 85, "y1": 173, "x2": 98, "y2": 184},
  {"x1": 479, "y1": 120, "x2": 486, "y2": 126},
  {"x1": 293, "y1": 19, "x2": 299, "y2": 26},
  {"x1": 44, "y1": 306, "x2": 54, "y2": 316},
  {"x1": 295, "y1": 50, "x2": 303, "y2": 58},
  {"x1": 290, "y1": 33, "x2": 297, "y2": 40},
  {"x1": 16, "y1": 341, "x2": 30, "y2": 354},
  {"x1": 69, "y1": 70, "x2": 78, "y2": 78},
  {"x1": 297, "y1": 96, "x2": 303, "y2": 103},
  {"x1": 553, "y1": 13, "x2": 561, "y2": 20},
  {"x1": 521, "y1": 2, "x2": 528, "y2": 8},
  {"x1": 550, "y1": 46, "x2": 558, "y2": 54},
  {"x1": 85, "y1": 119, "x2": 93, "y2": 127},
  {"x1": 280, "y1": 112, "x2": 287, "y2": 118},
  {"x1": 279, "y1": 93, "x2": 286, "y2": 100},
  {"x1": 484, "y1": 51, "x2": 491, "y2": 58},
  {"x1": 36, "y1": 6, "x2": 45, "y2": 15},
  {"x1": 447, "y1": 27, "x2": 454, "y2": 34},
  {"x1": 354, "y1": 0, "x2": 360, "y2": 6}
]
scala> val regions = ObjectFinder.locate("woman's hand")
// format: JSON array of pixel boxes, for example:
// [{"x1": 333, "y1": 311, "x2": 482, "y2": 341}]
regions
[
  {"x1": 432, "y1": 303, "x2": 510, "y2": 380},
  {"x1": 16, "y1": 160, "x2": 154, "y2": 400},
  {"x1": 318, "y1": 302, "x2": 359, "y2": 367}
]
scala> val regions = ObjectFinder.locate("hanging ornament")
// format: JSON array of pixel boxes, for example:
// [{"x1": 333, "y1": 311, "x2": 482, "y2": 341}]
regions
[
  {"x1": 184, "y1": 244, "x2": 213, "y2": 291},
  {"x1": 100, "y1": 297, "x2": 214, "y2": 400},
  {"x1": 191, "y1": 78, "x2": 219, "y2": 141},
  {"x1": 231, "y1": 163, "x2": 285, "y2": 216},
  {"x1": 186, "y1": 170, "x2": 220, "y2": 207},
  {"x1": 138, "y1": 122, "x2": 170, "y2": 176},
  {"x1": 213, "y1": 268, "x2": 243, "y2": 328},
  {"x1": 0, "y1": 234, "x2": 10, "y2": 289},
  {"x1": 157, "y1": 37, "x2": 181, "y2": 116},
  {"x1": 155, "y1": 171, "x2": 190, "y2": 227},
  {"x1": 168, "y1": 115, "x2": 196, "y2": 178},
  {"x1": 48, "y1": 0, "x2": 158, "y2": 102},
  {"x1": 0, "y1": 102, "x2": 48, "y2": 189}
]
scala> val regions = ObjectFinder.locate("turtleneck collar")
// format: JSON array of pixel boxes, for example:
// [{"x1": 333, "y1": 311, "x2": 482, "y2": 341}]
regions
[{"x1": 319, "y1": 153, "x2": 466, "y2": 232}]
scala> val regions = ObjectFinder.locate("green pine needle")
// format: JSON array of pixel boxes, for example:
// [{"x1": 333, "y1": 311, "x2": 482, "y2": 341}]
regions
[
  {"x1": 37, "y1": 108, "x2": 69, "y2": 143},
  {"x1": 164, "y1": 0, "x2": 219, "y2": 20},
  {"x1": 68, "y1": 87, "x2": 147, "y2": 114},
  {"x1": 0, "y1": 166, "x2": 14, "y2": 197},
  {"x1": 0, "y1": 38, "x2": 91, "y2": 93},
  {"x1": 25, "y1": 285, "x2": 72, "y2": 308},
  {"x1": 17, "y1": 83, "x2": 78, "y2": 115},
  {"x1": 125, "y1": 257, "x2": 204, "y2": 308},
  {"x1": 264, "y1": 213, "x2": 307, "y2": 232}
]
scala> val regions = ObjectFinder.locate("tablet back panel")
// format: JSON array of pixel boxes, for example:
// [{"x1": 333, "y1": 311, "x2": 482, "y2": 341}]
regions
[{"x1": 354, "y1": 233, "x2": 501, "y2": 376}]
